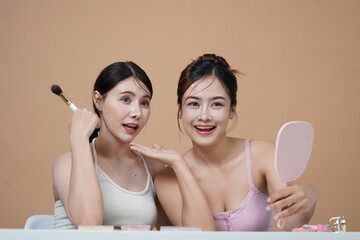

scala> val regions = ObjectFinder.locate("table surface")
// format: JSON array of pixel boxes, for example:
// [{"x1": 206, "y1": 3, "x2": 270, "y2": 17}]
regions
[{"x1": 1, "y1": 229, "x2": 359, "y2": 240}]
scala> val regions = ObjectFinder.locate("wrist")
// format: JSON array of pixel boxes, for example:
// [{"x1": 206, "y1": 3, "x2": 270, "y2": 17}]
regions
[
  {"x1": 70, "y1": 133, "x2": 90, "y2": 145},
  {"x1": 171, "y1": 158, "x2": 189, "y2": 172}
]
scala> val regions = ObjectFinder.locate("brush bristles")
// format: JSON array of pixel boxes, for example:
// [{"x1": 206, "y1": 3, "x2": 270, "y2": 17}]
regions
[{"x1": 51, "y1": 84, "x2": 63, "y2": 95}]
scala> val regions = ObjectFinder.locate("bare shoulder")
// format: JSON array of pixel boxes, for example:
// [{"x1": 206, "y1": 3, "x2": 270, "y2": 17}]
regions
[
  {"x1": 53, "y1": 152, "x2": 72, "y2": 171},
  {"x1": 249, "y1": 139, "x2": 275, "y2": 169},
  {"x1": 247, "y1": 139, "x2": 276, "y2": 193},
  {"x1": 249, "y1": 139, "x2": 275, "y2": 159}
]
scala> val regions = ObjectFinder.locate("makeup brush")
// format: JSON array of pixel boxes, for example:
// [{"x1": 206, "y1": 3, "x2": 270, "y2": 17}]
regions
[
  {"x1": 51, "y1": 84, "x2": 98, "y2": 142},
  {"x1": 51, "y1": 84, "x2": 77, "y2": 111}
]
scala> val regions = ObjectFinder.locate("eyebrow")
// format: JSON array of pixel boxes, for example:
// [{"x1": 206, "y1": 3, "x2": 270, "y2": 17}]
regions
[
  {"x1": 119, "y1": 91, "x2": 151, "y2": 99},
  {"x1": 184, "y1": 96, "x2": 226, "y2": 101}
]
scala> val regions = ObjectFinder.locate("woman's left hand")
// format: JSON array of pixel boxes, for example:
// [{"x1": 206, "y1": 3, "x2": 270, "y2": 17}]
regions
[{"x1": 266, "y1": 183, "x2": 318, "y2": 220}]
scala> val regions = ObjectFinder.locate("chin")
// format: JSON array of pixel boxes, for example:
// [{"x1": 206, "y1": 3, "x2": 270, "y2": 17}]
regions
[
  {"x1": 117, "y1": 134, "x2": 137, "y2": 144},
  {"x1": 192, "y1": 138, "x2": 217, "y2": 148},
  {"x1": 192, "y1": 134, "x2": 227, "y2": 148}
]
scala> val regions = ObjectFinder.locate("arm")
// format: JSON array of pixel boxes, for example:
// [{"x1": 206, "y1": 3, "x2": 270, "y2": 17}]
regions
[
  {"x1": 253, "y1": 139, "x2": 318, "y2": 231},
  {"x1": 53, "y1": 108, "x2": 103, "y2": 226},
  {"x1": 129, "y1": 143, "x2": 216, "y2": 231},
  {"x1": 154, "y1": 195, "x2": 171, "y2": 230},
  {"x1": 145, "y1": 159, "x2": 170, "y2": 230}
]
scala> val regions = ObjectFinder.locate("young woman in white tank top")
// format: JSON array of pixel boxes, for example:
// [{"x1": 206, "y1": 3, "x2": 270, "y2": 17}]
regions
[{"x1": 52, "y1": 61, "x2": 167, "y2": 229}]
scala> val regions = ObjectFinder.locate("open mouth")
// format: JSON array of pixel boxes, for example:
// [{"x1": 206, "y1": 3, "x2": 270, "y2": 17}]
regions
[
  {"x1": 194, "y1": 125, "x2": 216, "y2": 135},
  {"x1": 123, "y1": 123, "x2": 139, "y2": 133}
]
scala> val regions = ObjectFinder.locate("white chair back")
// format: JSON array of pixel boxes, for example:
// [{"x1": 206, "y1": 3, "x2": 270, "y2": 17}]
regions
[{"x1": 24, "y1": 215, "x2": 54, "y2": 229}]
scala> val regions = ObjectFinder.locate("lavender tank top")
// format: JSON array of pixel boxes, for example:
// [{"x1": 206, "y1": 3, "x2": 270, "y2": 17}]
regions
[{"x1": 213, "y1": 139, "x2": 273, "y2": 231}]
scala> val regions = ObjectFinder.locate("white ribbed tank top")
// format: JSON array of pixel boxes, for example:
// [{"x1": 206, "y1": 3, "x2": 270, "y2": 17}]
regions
[{"x1": 53, "y1": 138, "x2": 157, "y2": 229}]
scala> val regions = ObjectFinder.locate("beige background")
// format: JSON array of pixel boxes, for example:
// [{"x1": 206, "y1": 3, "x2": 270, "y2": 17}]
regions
[{"x1": 1, "y1": 0, "x2": 359, "y2": 231}]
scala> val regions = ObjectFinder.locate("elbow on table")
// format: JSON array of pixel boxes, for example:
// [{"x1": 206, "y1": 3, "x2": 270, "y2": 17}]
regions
[{"x1": 70, "y1": 214, "x2": 103, "y2": 226}]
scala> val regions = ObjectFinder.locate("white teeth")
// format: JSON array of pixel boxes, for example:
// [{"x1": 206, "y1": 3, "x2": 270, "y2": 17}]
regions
[
  {"x1": 195, "y1": 126, "x2": 215, "y2": 130},
  {"x1": 124, "y1": 124, "x2": 138, "y2": 129}
]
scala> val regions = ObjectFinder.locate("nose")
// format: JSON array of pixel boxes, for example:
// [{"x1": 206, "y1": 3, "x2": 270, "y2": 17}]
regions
[
  {"x1": 198, "y1": 106, "x2": 212, "y2": 122},
  {"x1": 130, "y1": 103, "x2": 141, "y2": 119}
]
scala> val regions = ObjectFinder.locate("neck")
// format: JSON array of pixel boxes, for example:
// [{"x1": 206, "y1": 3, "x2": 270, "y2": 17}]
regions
[
  {"x1": 191, "y1": 136, "x2": 235, "y2": 165},
  {"x1": 94, "y1": 132, "x2": 135, "y2": 162}
]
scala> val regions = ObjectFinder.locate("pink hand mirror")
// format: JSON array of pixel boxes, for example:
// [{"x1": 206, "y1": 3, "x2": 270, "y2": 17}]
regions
[{"x1": 274, "y1": 121, "x2": 314, "y2": 228}]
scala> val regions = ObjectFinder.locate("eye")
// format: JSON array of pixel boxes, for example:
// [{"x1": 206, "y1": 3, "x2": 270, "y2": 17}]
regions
[
  {"x1": 212, "y1": 102, "x2": 224, "y2": 108},
  {"x1": 120, "y1": 97, "x2": 131, "y2": 103},
  {"x1": 140, "y1": 100, "x2": 150, "y2": 107},
  {"x1": 187, "y1": 101, "x2": 199, "y2": 107}
]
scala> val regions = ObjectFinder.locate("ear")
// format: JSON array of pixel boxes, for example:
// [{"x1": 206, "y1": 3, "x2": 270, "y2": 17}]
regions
[
  {"x1": 229, "y1": 105, "x2": 236, "y2": 119},
  {"x1": 178, "y1": 104, "x2": 182, "y2": 119},
  {"x1": 93, "y1": 91, "x2": 103, "y2": 112}
]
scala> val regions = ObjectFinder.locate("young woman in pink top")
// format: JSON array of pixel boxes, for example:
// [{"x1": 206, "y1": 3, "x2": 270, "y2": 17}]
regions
[{"x1": 129, "y1": 54, "x2": 318, "y2": 231}]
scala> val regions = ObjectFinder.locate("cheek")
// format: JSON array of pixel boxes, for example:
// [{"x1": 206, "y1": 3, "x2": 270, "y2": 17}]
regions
[
  {"x1": 113, "y1": 105, "x2": 129, "y2": 118},
  {"x1": 181, "y1": 108, "x2": 197, "y2": 122},
  {"x1": 141, "y1": 109, "x2": 151, "y2": 121},
  {"x1": 213, "y1": 110, "x2": 229, "y2": 120},
  {"x1": 103, "y1": 102, "x2": 121, "y2": 115}
]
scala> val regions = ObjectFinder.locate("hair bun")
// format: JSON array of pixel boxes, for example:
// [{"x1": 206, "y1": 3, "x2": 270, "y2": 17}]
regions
[{"x1": 198, "y1": 54, "x2": 230, "y2": 69}]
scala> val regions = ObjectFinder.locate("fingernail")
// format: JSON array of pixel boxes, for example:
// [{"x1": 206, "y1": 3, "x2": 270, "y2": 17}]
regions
[
  {"x1": 274, "y1": 214, "x2": 279, "y2": 220},
  {"x1": 266, "y1": 197, "x2": 271, "y2": 203},
  {"x1": 266, "y1": 206, "x2": 271, "y2": 211},
  {"x1": 277, "y1": 218, "x2": 285, "y2": 229}
]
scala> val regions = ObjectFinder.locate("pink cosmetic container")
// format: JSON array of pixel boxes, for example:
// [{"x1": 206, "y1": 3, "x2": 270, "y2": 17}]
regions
[
  {"x1": 292, "y1": 224, "x2": 331, "y2": 232},
  {"x1": 120, "y1": 225, "x2": 151, "y2": 231}
]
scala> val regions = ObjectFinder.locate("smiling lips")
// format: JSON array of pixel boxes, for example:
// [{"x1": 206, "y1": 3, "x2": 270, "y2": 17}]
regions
[
  {"x1": 194, "y1": 125, "x2": 216, "y2": 135},
  {"x1": 123, "y1": 123, "x2": 139, "y2": 134}
]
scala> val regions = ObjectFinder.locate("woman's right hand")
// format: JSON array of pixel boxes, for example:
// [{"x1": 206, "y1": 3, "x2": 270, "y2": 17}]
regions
[
  {"x1": 69, "y1": 108, "x2": 99, "y2": 140},
  {"x1": 129, "y1": 142, "x2": 184, "y2": 168}
]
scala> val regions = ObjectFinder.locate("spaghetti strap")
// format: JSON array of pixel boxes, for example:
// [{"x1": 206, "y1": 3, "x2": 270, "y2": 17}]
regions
[
  {"x1": 245, "y1": 139, "x2": 255, "y2": 189},
  {"x1": 91, "y1": 137, "x2": 98, "y2": 165}
]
